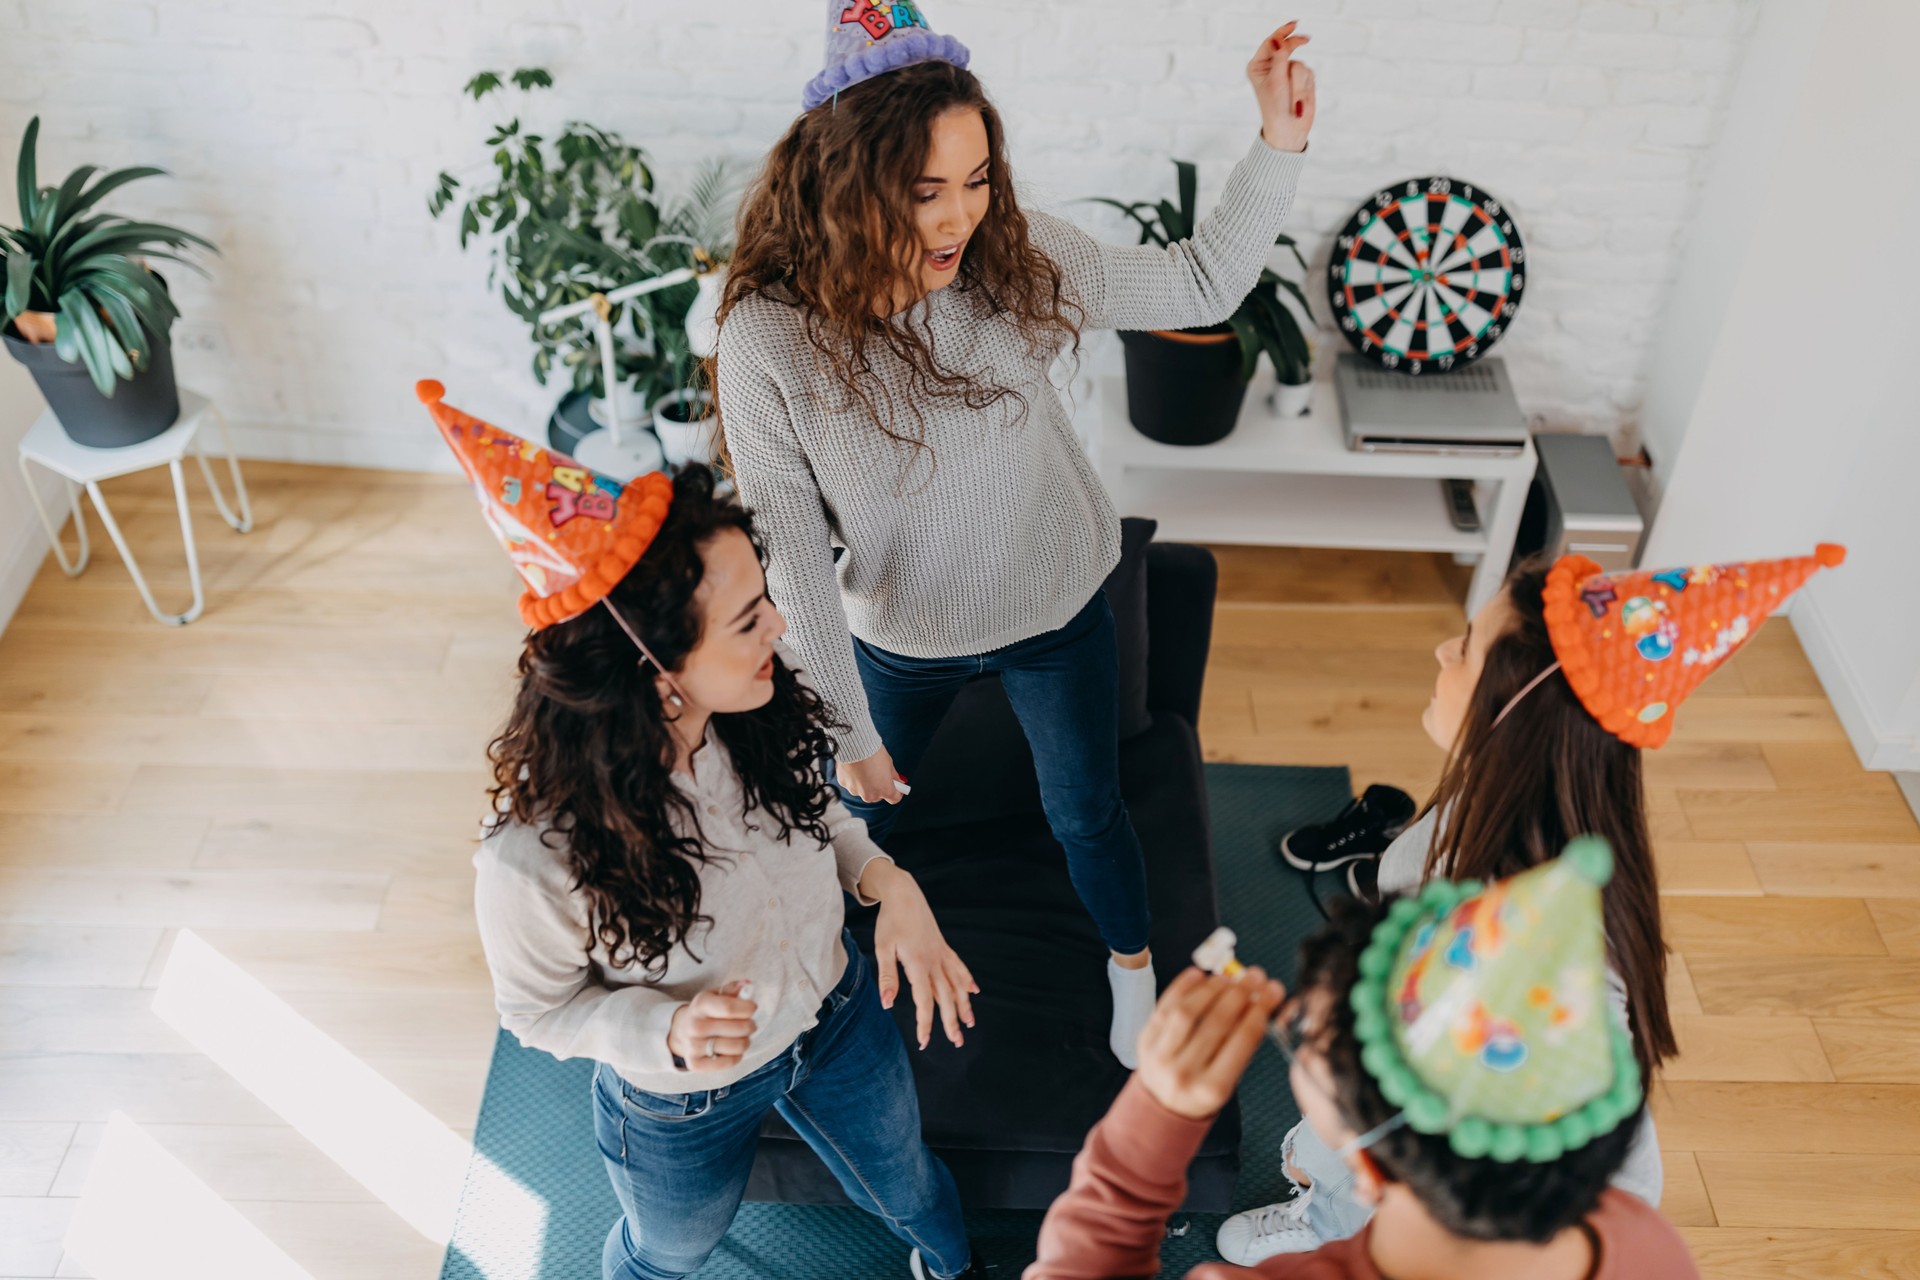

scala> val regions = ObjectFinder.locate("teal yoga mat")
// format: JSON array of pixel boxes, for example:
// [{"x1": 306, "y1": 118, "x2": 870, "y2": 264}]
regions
[{"x1": 441, "y1": 762, "x2": 1354, "y2": 1280}]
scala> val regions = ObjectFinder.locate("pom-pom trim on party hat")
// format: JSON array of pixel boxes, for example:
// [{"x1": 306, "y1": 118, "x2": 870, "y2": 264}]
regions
[
  {"x1": 517, "y1": 471, "x2": 674, "y2": 630},
  {"x1": 1539, "y1": 553, "x2": 1664, "y2": 745},
  {"x1": 1348, "y1": 840, "x2": 1644, "y2": 1163}
]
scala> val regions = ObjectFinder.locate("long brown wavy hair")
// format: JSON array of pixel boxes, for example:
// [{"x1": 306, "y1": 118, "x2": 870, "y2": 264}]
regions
[
  {"x1": 1423, "y1": 556, "x2": 1677, "y2": 1086},
  {"x1": 710, "y1": 60, "x2": 1081, "y2": 460},
  {"x1": 485, "y1": 469, "x2": 841, "y2": 977}
]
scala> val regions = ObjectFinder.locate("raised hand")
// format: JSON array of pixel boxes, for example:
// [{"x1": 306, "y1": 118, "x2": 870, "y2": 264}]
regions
[
  {"x1": 1136, "y1": 965, "x2": 1286, "y2": 1120},
  {"x1": 1248, "y1": 21, "x2": 1316, "y2": 153}
]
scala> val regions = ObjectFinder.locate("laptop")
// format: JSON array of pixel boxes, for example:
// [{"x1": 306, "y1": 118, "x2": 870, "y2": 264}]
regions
[{"x1": 1335, "y1": 353, "x2": 1529, "y2": 456}]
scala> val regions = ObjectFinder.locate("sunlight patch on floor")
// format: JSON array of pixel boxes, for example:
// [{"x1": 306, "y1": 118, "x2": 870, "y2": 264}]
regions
[
  {"x1": 151, "y1": 929, "x2": 547, "y2": 1275},
  {"x1": 65, "y1": 1112, "x2": 313, "y2": 1279}
]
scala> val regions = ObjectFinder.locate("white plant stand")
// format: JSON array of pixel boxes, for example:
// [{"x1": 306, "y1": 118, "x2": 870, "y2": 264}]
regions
[
  {"x1": 1092, "y1": 368, "x2": 1536, "y2": 617},
  {"x1": 16, "y1": 389, "x2": 253, "y2": 626}
]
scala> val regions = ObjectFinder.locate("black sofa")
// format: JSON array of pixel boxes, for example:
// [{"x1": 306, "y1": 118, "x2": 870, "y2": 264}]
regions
[{"x1": 746, "y1": 528, "x2": 1238, "y2": 1211}]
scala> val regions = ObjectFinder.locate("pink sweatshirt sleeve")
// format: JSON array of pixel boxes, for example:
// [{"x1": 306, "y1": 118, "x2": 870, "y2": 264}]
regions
[{"x1": 1023, "y1": 1078, "x2": 1217, "y2": 1280}]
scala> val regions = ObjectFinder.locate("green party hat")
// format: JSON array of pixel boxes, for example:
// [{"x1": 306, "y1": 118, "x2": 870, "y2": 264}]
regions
[{"x1": 1349, "y1": 837, "x2": 1643, "y2": 1162}]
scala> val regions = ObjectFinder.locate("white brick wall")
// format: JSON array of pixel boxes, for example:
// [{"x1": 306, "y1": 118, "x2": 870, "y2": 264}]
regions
[{"x1": 0, "y1": 0, "x2": 1760, "y2": 470}]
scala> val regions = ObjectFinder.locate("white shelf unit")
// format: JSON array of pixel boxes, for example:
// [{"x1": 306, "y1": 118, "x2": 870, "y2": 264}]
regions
[{"x1": 1092, "y1": 369, "x2": 1537, "y2": 617}]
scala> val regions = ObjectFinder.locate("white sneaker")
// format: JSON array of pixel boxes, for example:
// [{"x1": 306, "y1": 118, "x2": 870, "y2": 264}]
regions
[
  {"x1": 1214, "y1": 1187, "x2": 1323, "y2": 1265},
  {"x1": 1108, "y1": 956, "x2": 1156, "y2": 1070},
  {"x1": 909, "y1": 1248, "x2": 979, "y2": 1279}
]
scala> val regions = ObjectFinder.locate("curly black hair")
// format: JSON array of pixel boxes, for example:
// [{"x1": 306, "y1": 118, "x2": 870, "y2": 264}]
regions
[
  {"x1": 486, "y1": 468, "x2": 841, "y2": 977},
  {"x1": 1294, "y1": 893, "x2": 1646, "y2": 1244}
]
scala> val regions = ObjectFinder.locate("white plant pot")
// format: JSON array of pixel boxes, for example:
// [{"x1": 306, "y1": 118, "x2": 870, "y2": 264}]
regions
[
  {"x1": 1268, "y1": 379, "x2": 1314, "y2": 419},
  {"x1": 653, "y1": 389, "x2": 717, "y2": 468},
  {"x1": 588, "y1": 380, "x2": 651, "y2": 432},
  {"x1": 686, "y1": 268, "x2": 725, "y2": 359}
]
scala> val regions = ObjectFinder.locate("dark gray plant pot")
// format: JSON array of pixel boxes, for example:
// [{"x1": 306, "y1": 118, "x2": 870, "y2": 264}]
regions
[
  {"x1": 547, "y1": 388, "x2": 597, "y2": 456},
  {"x1": 1118, "y1": 326, "x2": 1249, "y2": 447},
  {"x1": 3, "y1": 325, "x2": 181, "y2": 448}
]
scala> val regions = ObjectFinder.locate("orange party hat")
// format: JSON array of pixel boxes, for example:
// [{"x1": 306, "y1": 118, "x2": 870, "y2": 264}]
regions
[
  {"x1": 416, "y1": 380, "x2": 673, "y2": 629},
  {"x1": 1541, "y1": 544, "x2": 1845, "y2": 748}
]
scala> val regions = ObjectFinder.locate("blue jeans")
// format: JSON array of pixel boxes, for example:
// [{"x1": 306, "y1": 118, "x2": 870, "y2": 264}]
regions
[
  {"x1": 592, "y1": 935, "x2": 970, "y2": 1280},
  {"x1": 844, "y1": 591, "x2": 1152, "y2": 956}
]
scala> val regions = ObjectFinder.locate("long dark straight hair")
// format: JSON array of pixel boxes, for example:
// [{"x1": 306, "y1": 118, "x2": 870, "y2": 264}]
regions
[
  {"x1": 485, "y1": 469, "x2": 840, "y2": 977},
  {"x1": 1424, "y1": 556, "x2": 1677, "y2": 1084}
]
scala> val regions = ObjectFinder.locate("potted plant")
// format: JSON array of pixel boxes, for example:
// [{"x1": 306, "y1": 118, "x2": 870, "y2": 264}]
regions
[
  {"x1": 429, "y1": 69, "x2": 736, "y2": 455},
  {"x1": 1085, "y1": 159, "x2": 1314, "y2": 444},
  {"x1": 2, "y1": 118, "x2": 216, "y2": 447}
]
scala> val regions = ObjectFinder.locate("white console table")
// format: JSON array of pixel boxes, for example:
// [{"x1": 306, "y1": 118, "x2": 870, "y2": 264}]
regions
[{"x1": 1091, "y1": 369, "x2": 1536, "y2": 617}]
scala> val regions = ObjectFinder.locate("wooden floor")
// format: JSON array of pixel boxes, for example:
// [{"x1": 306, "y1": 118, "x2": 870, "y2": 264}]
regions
[{"x1": 1, "y1": 464, "x2": 1916, "y2": 1278}]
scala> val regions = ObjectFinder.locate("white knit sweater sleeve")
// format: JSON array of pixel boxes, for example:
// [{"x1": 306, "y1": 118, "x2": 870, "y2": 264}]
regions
[
  {"x1": 1030, "y1": 135, "x2": 1306, "y2": 332},
  {"x1": 472, "y1": 825, "x2": 685, "y2": 1076},
  {"x1": 718, "y1": 335, "x2": 884, "y2": 763}
]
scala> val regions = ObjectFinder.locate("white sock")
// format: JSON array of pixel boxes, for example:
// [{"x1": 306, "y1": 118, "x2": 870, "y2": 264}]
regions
[{"x1": 1108, "y1": 956, "x2": 1156, "y2": 1070}]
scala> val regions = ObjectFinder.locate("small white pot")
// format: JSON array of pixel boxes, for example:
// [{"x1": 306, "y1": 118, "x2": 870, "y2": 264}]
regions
[
  {"x1": 653, "y1": 389, "x2": 717, "y2": 468},
  {"x1": 1269, "y1": 379, "x2": 1314, "y2": 419},
  {"x1": 588, "y1": 380, "x2": 651, "y2": 432}
]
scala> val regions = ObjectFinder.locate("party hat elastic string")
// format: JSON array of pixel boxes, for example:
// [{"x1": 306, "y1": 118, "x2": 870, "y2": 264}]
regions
[
  {"x1": 1492, "y1": 661, "x2": 1562, "y2": 728},
  {"x1": 600, "y1": 597, "x2": 687, "y2": 709}
]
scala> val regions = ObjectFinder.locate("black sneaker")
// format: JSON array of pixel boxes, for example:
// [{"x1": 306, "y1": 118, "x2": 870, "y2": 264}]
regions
[
  {"x1": 1278, "y1": 785, "x2": 1416, "y2": 873},
  {"x1": 1347, "y1": 854, "x2": 1381, "y2": 904}
]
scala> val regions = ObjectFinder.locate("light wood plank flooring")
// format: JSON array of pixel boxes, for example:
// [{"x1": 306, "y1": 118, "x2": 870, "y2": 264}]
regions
[{"x1": 1, "y1": 466, "x2": 1915, "y2": 1278}]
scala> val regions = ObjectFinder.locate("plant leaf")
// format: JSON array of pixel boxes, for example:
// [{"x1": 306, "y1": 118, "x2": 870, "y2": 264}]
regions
[
  {"x1": 510, "y1": 68, "x2": 553, "y2": 91},
  {"x1": 1274, "y1": 233, "x2": 1309, "y2": 273},
  {"x1": 16, "y1": 117, "x2": 38, "y2": 227},
  {"x1": 32, "y1": 164, "x2": 99, "y2": 243},
  {"x1": 1273, "y1": 275, "x2": 1314, "y2": 322},
  {"x1": 60, "y1": 219, "x2": 216, "y2": 265},
  {"x1": 93, "y1": 285, "x2": 150, "y2": 370},
  {"x1": 65, "y1": 287, "x2": 129, "y2": 380},
  {"x1": 57, "y1": 291, "x2": 117, "y2": 393},
  {"x1": 4, "y1": 251, "x2": 32, "y2": 320},
  {"x1": 1078, "y1": 197, "x2": 1168, "y2": 246},
  {"x1": 1155, "y1": 199, "x2": 1188, "y2": 244},
  {"x1": 67, "y1": 165, "x2": 165, "y2": 221},
  {"x1": 465, "y1": 71, "x2": 503, "y2": 100},
  {"x1": 52, "y1": 306, "x2": 79, "y2": 362},
  {"x1": 1226, "y1": 313, "x2": 1262, "y2": 382}
]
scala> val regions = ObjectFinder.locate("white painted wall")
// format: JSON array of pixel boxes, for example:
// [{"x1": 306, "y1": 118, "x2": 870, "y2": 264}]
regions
[
  {"x1": 1634, "y1": 0, "x2": 1822, "y2": 496},
  {"x1": 1641, "y1": 0, "x2": 1920, "y2": 770},
  {"x1": 0, "y1": 0, "x2": 1758, "y2": 477}
]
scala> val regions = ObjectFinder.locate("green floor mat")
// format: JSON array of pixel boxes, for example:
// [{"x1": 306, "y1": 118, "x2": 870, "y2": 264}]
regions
[{"x1": 442, "y1": 762, "x2": 1355, "y2": 1280}]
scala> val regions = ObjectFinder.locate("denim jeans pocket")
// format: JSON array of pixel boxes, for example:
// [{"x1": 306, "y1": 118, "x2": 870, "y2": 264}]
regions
[{"x1": 621, "y1": 1080, "x2": 717, "y2": 1124}]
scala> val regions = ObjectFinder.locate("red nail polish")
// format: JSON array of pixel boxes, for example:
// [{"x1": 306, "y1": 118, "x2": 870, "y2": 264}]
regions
[
  {"x1": 1294, "y1": 101, "x2": 1304, "y2": 117},
  {"x1": 1272, "y1": 36, "x2": 1283, "y2": 48}
]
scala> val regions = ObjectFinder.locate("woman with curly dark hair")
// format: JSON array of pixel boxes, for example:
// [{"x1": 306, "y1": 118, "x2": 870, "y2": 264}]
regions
[
  {"x1": 715, "y1": 2, "x2": 1317, "y2": 1068},
  {"x1": 447, "y1": 436, "x2": 981, "y2": 1278}
]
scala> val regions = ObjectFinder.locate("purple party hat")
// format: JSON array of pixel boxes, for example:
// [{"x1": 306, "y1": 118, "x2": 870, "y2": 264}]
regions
[{"x1": 802, "y1": 1, "x2": 972, "y2": 111}]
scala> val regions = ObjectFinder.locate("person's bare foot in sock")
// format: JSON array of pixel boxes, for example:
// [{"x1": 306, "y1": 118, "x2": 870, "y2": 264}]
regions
[{"x1": 1108, "y1": 950, "x2": 1155, "y2": 1069}]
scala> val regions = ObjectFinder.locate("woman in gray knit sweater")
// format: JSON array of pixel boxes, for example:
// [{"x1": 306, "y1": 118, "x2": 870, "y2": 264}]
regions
[{"x1": 714, "y1": 9, "x2": 1316, "y2": 1067}]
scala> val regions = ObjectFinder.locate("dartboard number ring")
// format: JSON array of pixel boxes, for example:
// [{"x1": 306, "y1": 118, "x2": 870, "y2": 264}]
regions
[{"x1": 1327, "y1": 176, "x2": 1525, "y2": 375}]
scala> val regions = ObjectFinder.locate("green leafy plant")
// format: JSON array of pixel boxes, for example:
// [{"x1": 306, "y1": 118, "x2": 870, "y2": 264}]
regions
[
  {"x1": 429, "y1": 68, "x2": 737, "y2": 408},
  {"x1": 1, "y1": 117, "x2": 217, "y2": 396},
  {"x1": 1085, "y1": 159, "x2": 1314, "y2": 385}
]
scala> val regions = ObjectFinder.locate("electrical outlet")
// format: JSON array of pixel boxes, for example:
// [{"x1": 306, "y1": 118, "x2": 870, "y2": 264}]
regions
[{"x1": 174, "y1": 324, "x2": 227, "y2": 356}]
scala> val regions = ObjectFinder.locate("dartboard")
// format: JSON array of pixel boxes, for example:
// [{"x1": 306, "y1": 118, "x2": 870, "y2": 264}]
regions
[{"x1": 1327, "y1": 176, "x2": 1525, "y2": 375}]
